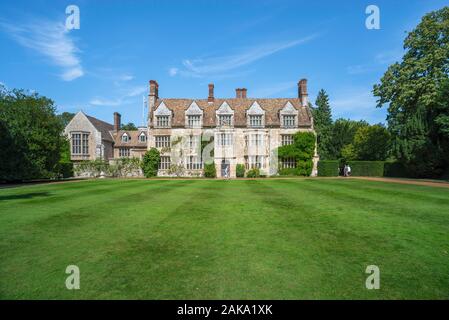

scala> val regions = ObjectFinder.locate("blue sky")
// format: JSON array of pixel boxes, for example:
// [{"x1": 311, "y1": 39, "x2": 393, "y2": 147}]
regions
[{"x1": 0, "y1": 0, "x2": 447, "y2": 126}]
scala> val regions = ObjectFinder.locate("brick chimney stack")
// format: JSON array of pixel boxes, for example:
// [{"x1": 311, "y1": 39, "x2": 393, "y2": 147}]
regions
[
  {"x1": 149, "y1": 80, "x2": 159, "y2": 100},
  {"x1": 298, "y1": 79, "x2": 308, "y2": 106},
  {"x1": 208, "y1": 83, "x2": 214, "y2": 102},
  {"x1": 241, "y1": 88, "x2": 247, "y2": 99},
  {"x1": 235, "y1": 88, "x2": 242, "y2": 98},
  {"x1": 114, "y1": 112, "x2": 121, "y2": 132}
]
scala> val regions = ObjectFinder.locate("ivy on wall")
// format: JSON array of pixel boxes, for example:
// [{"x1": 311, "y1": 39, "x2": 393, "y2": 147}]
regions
[{"x1": 277, "y1": 131, "x2": 316, "y2": 176}]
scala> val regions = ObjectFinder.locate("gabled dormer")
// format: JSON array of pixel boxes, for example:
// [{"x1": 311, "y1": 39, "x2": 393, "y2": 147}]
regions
[
  {"x1": 246, "y1": 101, "x2": 265, "y2": 128},
  {"x1": 216, "y1": 101, "x2": 234, "y2": 127},
  {"x1": 185, "y1": 101, "x2": 203, "y2": 128},
  {"x1": 280, "y1": 101, "x2": 299, "y2": 128},
  {"x1": 153, "y1": 101, "x2": 171, "y2": 128},
  {"x1": 121, "y1": 132, "x2": 130, "y2": 142}
]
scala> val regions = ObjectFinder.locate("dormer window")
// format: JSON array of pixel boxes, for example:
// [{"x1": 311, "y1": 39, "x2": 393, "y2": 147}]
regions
[
  {"x1": 187, "y1": 115, "x2": 201, "y2": 128},
  {"x1": 156, "y1": 115, "x2": 170, "y2": 127},
  {"x1": 218, "y1": 115, "x2": 232, "y2": 126},
  {"x1": 139, "y1": 132, "x2": 147, "y2": 143},
  {"x1": 249, "y1": 115, "x2": 263, "y2": 128},
  {"x1": 282, "y1": 115, "x2": 296, "y2": 128},
  {"x1": 121, "y1": 133, "x2": 130, "y2": 142}
]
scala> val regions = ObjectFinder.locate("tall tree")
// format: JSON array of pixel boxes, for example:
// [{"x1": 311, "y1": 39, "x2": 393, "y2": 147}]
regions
[
  {"x1": 328, "y1": 118, "x2": 369, "y2": 160},
  {"x1": 0, "y1": 86, "x2": 67, "y2": 181},
  {"x1": 313, "y1": 89, "x2": 333, "y2": 159},
  {"x1": 351, "y1": 124, "x2": 391, "y2": 161},
  {"x1": 373, "y1": 7, "x2": 449, "y2": 177}
]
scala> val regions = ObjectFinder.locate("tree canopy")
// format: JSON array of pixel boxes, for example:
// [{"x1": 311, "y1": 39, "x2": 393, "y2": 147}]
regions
[
  {"x1": 0, "y1": 85, "x2": 68, "y2": 181},
  {"x1": 373, "y1": 7, "x2": 449, "y2": 177},
  {"x1": 121, "y1": 122, "x2": 138, "y2": 130}
]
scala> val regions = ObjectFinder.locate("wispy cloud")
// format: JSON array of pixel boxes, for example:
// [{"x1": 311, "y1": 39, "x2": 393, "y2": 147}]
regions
[
  {"x1": 169, "y1": 34, "x2": 318, "y2": 78},
  {"x1": 0, "y1": 18, "x2": 84, "y2": 81},
  {"x1": 346, "y1": 49, "x2": 404, "y2": 75},
  {"x1": 89, "y1": 85, "x2": 146, "y2": 107}
]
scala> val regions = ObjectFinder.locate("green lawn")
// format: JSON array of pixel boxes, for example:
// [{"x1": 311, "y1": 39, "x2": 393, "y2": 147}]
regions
[{"x1": 0, "y1": 178, "x2": 448, "y2": 299}]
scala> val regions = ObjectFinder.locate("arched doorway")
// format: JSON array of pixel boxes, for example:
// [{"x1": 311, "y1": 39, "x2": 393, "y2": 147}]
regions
[{"x1": 221, "y1": 159, "x2": 230, "y2": 178}]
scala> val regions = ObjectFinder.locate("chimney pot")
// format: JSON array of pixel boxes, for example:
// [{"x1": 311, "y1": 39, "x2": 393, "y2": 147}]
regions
[{"x1": 241, "y1": 88, "x2": 247, "y2": 99}]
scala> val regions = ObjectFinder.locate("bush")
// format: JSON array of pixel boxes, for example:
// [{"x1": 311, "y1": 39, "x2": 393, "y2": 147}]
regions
[
  {"x1": 347, "y1": 161, "x2": 384, "y2": 176},
  {"x1": 236, "y1": 164, "x2": 245, "y2": 178},
  {"x1": 141, "y1": 148, "x2": 160, "y2": 178},
  {"x1": 296, "y1": 160, "x2": 313, "y2": 176},
  {"x1": 317, "y1": 160, "x2": 340, "y2": 177},
  {"x1": 246, "y1": 168, "x2": 260, "y2": 178},
  {"x1": 204, "y1": 163, "x2": 216, "y2": 178},
  {"x1": 57, "y1": 161, "x2": 74, "y2": 178}
]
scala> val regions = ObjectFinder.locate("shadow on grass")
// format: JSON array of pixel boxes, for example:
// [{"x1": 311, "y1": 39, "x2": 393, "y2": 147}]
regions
[{"x1": 0, "y1": 191, "x2": 51, "y2": 201}]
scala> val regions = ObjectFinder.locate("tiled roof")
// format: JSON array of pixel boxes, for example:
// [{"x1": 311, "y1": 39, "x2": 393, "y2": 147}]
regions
[
  {"x1": 86, "y1": 115, "x2": 114, "y2": 142},
  {"x1": 151, "y1": 98, "x2": 312, "y2": 128},
  {"x1": 111, "y1": 129, "x2": 148, "y2": 148}
]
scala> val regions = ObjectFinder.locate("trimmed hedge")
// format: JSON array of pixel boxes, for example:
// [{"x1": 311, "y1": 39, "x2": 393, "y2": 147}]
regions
[
  {"x1": 347, "y1": 161, "x2": 384, "y2": 177},
  {"x1": 317, "y1": 160, "x2": 339, "y2": 177}
]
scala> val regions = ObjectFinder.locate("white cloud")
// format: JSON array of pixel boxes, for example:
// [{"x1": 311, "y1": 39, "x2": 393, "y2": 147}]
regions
[
  {"x1": 89, "y1": 98, "x2": 122, "y2": 107},
  {"x1": 168, "y1": 67, "x2": 178, "y2": 77},
  {"x1": 89, "y1": 85, "x2": 147, "y2": 107},
  {"x1": 0, "y1": 18, "x2": 84, "y2": 81},
  {"x1": 120, "y1": 74, "x2": 134, "y2": 81},
  {"x1": 171, "y1": 34, "x2": 317, "y2": 78},
  {"x1": 346, "y1": 49, "x2": 404, "y2": 75}
]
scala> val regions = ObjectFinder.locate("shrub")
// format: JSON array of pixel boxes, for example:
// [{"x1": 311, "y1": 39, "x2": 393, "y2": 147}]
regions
[
  {"x1": 347, "y1": 161, "x2": 384, "y2": 176},
  {"x1": 204, "y1": 163, "x2": 216, "y2": 178},
  {"x1": 246, "y1": 168, "x2": 260, "y2": 178},
  {"x1": 296, "y1": 160, "x2": 313, "y2": 176},
  {"x1": 141, "y1": 148, "x2": 160, "y2": 178},
  {"x1": 318, "y1": 160, "x2": 340, "y2": 177},
  {"x1": 236, "y1": 164, "x2": 245, "y2": 178},
  {"x1": 57, "y1": 161, "x2": 74, "y2": 178}
]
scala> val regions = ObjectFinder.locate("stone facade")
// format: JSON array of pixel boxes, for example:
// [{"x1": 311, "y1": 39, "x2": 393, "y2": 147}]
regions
[
  {"x1": 64, "y1": 111, "x2": 114, "y2": 162},
  {"x1": 147, "y1": 79, "x2": 318, "y2": 178}
]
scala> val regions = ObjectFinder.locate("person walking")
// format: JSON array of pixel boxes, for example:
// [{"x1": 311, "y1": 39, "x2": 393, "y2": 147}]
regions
[{"x1": 347, "y1": 165, "x2": 351, "y2": 177}]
